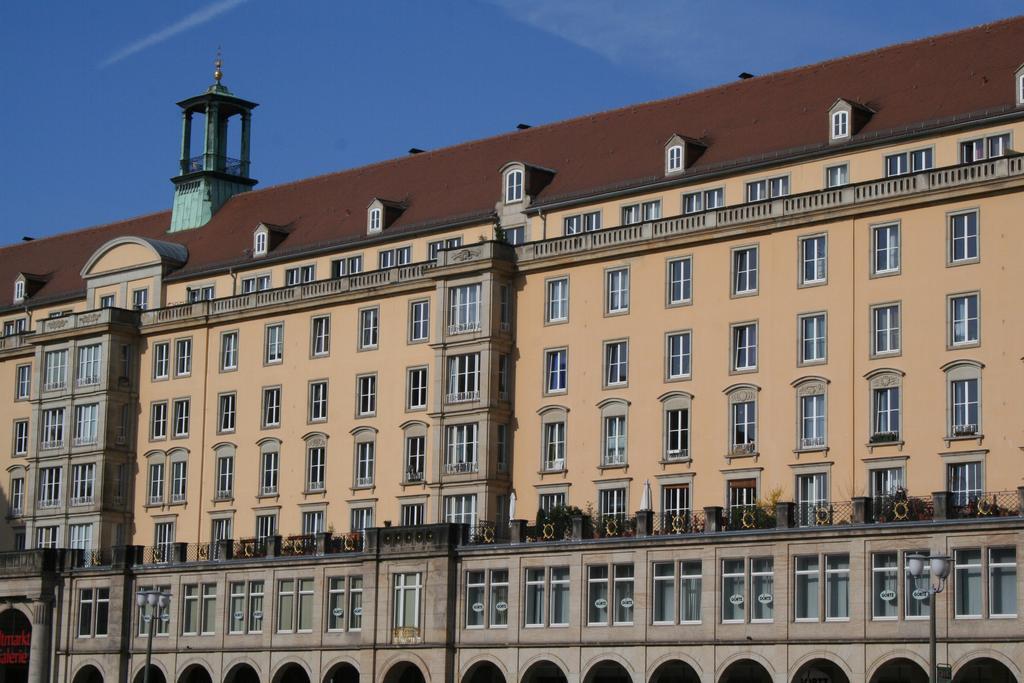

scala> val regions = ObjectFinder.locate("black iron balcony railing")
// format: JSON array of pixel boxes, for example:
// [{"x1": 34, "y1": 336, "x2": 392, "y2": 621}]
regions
[{"x1": 184, "y1": 154, "x2": 245, "y2": 176}]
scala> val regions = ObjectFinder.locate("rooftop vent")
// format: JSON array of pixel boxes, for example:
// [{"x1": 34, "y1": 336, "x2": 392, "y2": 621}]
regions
[
  {"x1": 738, "y1": 72, "x2": 754, "y2": 80},
  {"x1": 408, "y1": 148, "x2": 425, "y2": 155},
  {"x1": 516, "y1": 123, "x2": 532, "y2": 130}
]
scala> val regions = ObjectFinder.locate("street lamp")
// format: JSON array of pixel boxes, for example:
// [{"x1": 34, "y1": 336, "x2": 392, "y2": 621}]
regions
[
  {"x1": 136, "y1": 589, "x2": 171, "y2": 683},
  {"x1": 907, "y1": 553, "x2": 951, "y2": 682}
]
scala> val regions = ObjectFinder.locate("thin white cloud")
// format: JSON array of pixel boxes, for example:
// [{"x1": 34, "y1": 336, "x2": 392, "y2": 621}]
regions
[{"x1": 99, "y1": 0, "x2": 249, "y2": 68}]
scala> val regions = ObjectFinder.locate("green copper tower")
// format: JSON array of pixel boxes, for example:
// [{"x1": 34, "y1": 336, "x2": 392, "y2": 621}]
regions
[{"x1": 169, "y1": 56, "x2": 258, "y2": 232}]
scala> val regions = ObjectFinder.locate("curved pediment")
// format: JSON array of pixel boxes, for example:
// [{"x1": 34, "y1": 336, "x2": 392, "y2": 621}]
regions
[{"x1": 81, "y1": 236, "x2": 188, "y2": 278}]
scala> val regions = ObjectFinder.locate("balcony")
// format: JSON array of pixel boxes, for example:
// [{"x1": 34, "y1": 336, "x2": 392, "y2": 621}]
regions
[
  {"x1": 148, "y1": 495, "x2": 163, "y2": 506},
  {"x1": 664, "y1": 448, "x2": 690, "y2": 461},
  {"x1": 447, "y1": 321, "x2": 481, "y2": 336},
  {"x1": 952, "y1": 423, "x2": 978, "y2": 437},
  {"x1": 799, "y1": 436, "x2": 826, "y2": 450},
  {"x1": 8, "y1": 506, "x2": 23, "y2": 518},
  {"x1": 43, "y1": 380, "x2": 66, "y2": 392},
  {"x1": 445, "y1": 461, "x2": 478, "y2": 475},
  {"x1": 355, "y1": 476, "x2": 374, "y2": 488},
  {"x1": 405, "y1": 471, "x2": 424, "y2": 483},
  {"x1": 259, "y1": 485, "x2": 278, "y2": 497},
  {"x1": 730, "y1": 442, "x2": 757, "y2": 456},
  {"x1": 543, "y1": 459, "x2": 566, "y2": 472},
  {"x1": 184, "y1": 153, "x2": 246, "y2": 176},
  {"x1": 601, "y1": 452, "x2": 627, "y2": 467},
  {"x1": 171, "y1": 492, "x2": 186, "y2": 504},
  {"x1": 70, "y1": 496, "x2": 93, "y2": 507},
  {"x1": 72, "y1": 436, "x2": 97, "y2": 447},
  {"x1": 446, "y1": 390, "x2": 480, "y2": 404},
  {"x1": 214, "y1": 489, "x2": 233, "y2": 501},
  {"x1": 41, "y1": 439, "x2": 64, "y2": 451},
  {"x1": 38, "y1": 498, "x2": 61, "y2": 509},
  {"x1": 76, "y1": 375, "x2": 100, "y2": 388},
  {"x1": 869, "y1": 431, "x2": 900, "y2": 444}
]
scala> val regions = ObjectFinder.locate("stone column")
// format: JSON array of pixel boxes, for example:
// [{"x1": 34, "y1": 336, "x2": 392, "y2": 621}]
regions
[
  {"x1": 179, "y1": 111, "x2": 192, "y2": 174},
  {"x1": 634, "y1": 510, "x2": 654, "y2": 537},
  {"x1": 852, "y1": 496, "x2": 871, "y2": 524},
  {"x1": 27, "y1": 602, "x2": 50, "y2": 683},
  {"x1": 509, "y1": 520, "x2": 528, "y2": 543},
  {"x1": 704, "y1": 506, "x2": 724, "y2": 533},
  {"x1": 932, "y1": 491, "x2": 952, "y2": 521},
  {"x1": 776, "y1": 502, "x2": 795, "y2": 529}
]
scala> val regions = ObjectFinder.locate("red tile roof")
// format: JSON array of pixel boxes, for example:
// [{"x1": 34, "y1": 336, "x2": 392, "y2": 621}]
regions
[{"x1": 3, "y1": 16, "x2": 1023, "y2": 311}]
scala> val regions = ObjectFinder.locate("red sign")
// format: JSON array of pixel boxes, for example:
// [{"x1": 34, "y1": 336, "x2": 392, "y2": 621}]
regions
[{"x1": 0, "y1": 628, "x2": 30, "y2": 664}]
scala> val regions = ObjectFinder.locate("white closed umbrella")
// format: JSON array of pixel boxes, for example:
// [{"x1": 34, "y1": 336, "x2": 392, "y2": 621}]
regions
[
  {"x1": 640, "y1": 480, "x2": 653, "y2": 511},
  {"x1": 508, "y1": 490, "x2": 517, "y2": 520}
]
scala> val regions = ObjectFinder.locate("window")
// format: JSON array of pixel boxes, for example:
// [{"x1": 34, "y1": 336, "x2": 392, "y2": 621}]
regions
[
  {"x1": 667, "y1": 257, "x2": 692, "y2": 305},
  {"x1": 307, "y1": 445, "x2": 326, "y2": 492},
  {"x1": 427, "y1": 238, "x2": 462, "y2": 261},
  {"x1": 73, "y1": 404, "x2": 99, "y2": 446},
  {"x1": 77, "y1": 587, "x2": 109, "y2": 638},
  {"x1": 44, "y1": 349, "x2": 68, "y2": 390},
  {"x1": 605, "y1": 268, "x2": 629, "y2": 313},
  {"x1": 9, "y1": 476, "x2": 24, "y2": 516},
  {"x1": 216, "y1": 332, "x2": 238, "y2": 372},
  {"x1": 369, "y1": 207, "x2": 382, "y2": 233},
  {"x1": 409, "y1": 300, "x2": 430, "y2": 342},
  {"x1": 524, "y1": 566, "x2": 570, "y2": 627},
  {"x1": 826, "y1": 164, "x2": 849, "y2": 188},
  {"x1": 3, "y1": 318, "x2": 27, "y2": 336},
  {"x1": 546, "y1": 278, "x2": 569, "y2": 322},
  {"x1": 355, "y1": 374, "x2": 377, "y2": 416},
  {"x1": 466, "y1": 570, "x2": 509, "y2": 629},
  {"x1": 41, "y1": 407, "x2": 65, "y2": 449},
  {"x1": 543, "y1": 421, "x2": 566, "y2": 471},
  {"x1": 666, "y1": 331, "x2": 692, "y2": 379},
  {"x1": 539, "y1": 492, "x2": 566, "y2": 513},
  {"x1": 405, "y1": 436, "x2": 425, "y2": 483},
  {"x1": 602, "y1": 416, "x2": 627, "y2": 466},
  {"x1": 99, "y1": 294, "x2": 115, "y2": 308},
  {"x1": 277, "y1": 578, "x2": 315, "y2": 633},
  {"x1": 799, "y1": 393, "x2": 826, "y2": 450},
  {"x1": 598, "y1": 487, "x2": 626, "y2": 518},
  {"x1": 254, "y1": 231, "x2": 268, "y2": 255},
  {"x1": 260, "y1": 450, "x2": 279, "y2": 495},
  {"x1": 872, "y1": 386, "x2": 900, "y2": 439},
  {"x1": 545, "y1": 349, "x2": 567, "y2": 393},
  {"x1": 307, "y1": 381, "x2": 328, "y2": 422},
  {"x1": 731, "y1": 398, "x2": 757, "y2": 451},
  {"x1": 218, "y1": 393, "x2": 236, "y2": 433},
  {"x1": 401, "y1": 503, "x2": 424, "y2": 526},
  {"x1": 885, "y1": 148, "x2": 933, "y2": 176},
  {"x1": 950, "y1": 378, "x2": 980, "y2": 438},
  {"x1": 327, "y1": 578, "x2": 348, "y2": 631},
  {"x1": 230, "y1": 580, "x2": 263, "y2": 633},
  {"x1": 241, "y1": 275, "x2": 271, "y2": 293},
  {"x1": 499, "y1": 284, "x2": 511, "y2": 330},
  {"x1": 872, "y1": 223, "x2": 900, "y2": 274},
  {"x1": 960, "y1": 133, "x2": 1010, "y2": 163},
  {"x1": 563, "y1": 211, "x2": 602, "y2": 234},
  {"x1": 77, "y1": 345, "x2": 101, "y2": 386},
  {"x1": 175, "y1": 339, "x2": 192, "y2": 376},
  {"x1": 285, "y1": 265, "x2": 316, "y2": 286},
  {"x1": 652, "y1": 560, "x2": 701, "y2": 625},
  {"x1": 262, "y1": 387, "x2": 281, "y2": 427},
  {"x1": 732, "y1": 247, "x2": 758, "y2": 294},
  {"x1": 13, "y1": 419, "x2": 28, "y2": 455},
  {"x1": 721, "y1": 559, "x2": 745, "y2": 623},
  {"x1": 664, "y1": 405, "x2": 690, "y2": 460},
  {"x1": 948, "y1": 461, "x2": 981, "y2": 507},
  {"x1": 949, "y1": 548, "x2": 982, "y2": 619},
  {"x1": 825, "y1": 554, "x2": 850, "y2": 620},
  {"x1": 667, "y1": 144, "x2": 683, "y2": 172},
  {"x1": 378, "y1": 246, "x2": 411, "y2": 269},
  {"x1": 949, "y1": 294, "x2": 979, "y2": 346},
  {"x1": 216, "y1": 453, "x2": 233, "y2": 498},
  {"x1": 604, "y1": 340, "x2": 628, "y2": 386},
  {"x1": 505, "y1": 169, "x2": 523, "y2": 203},
  {"x1": 147, "y1": 462, "x2": 164, "y2": 505},
  {"x1": 13, "y1": 279, "x2": 25, "y2": 302},
  {"x1": 732, "y1": 322, "x2": 757, "y2": 371},
  {"x1": 445, "y1": 423, "x2": 478, "y2": 473},
  {"x1": 153, "y1": 342, "x2": 169, "y2": 379},
  {"x1": 587, "y1": 564, "x2": 635, "y2": 626},
  {"x1": 36, "y1": 526, "x2": 58, "y2": 549},
  {"x1": 151, "y1": 402, "x2": 168, "y2": 440},
  {"x1": 71, "y1": 463, "x2": 95, "y2": 505},
  {"x1": 904, "y1": 548, "x2": 932, "y2": 619},
  {"x1": 621, "y1": 200, "x2": 660, "y2": 224},
  {"x1": 949, "y1": 212, "x2": 979, "y2": 263},
  {"x1": 256, "y1": 513, "x2": 277, "y2": 540},
  {"x1": 265, "y1": 324, "x2": 284, "y2": 364},
  {"x1": 871, "y1": 552, "x2": 899, "y2": 619},
  {"x1": 15, "y1": 364, "x2": 30, "y2": 399},
  {"x1": 800, "y1": 235, "x2": 827, "y2": 284},
  {"x1": 990, "y1": 547, "x2": 1017, "y2": 618},
  {"x1": 311, "y1": 316, "x2": 330, "y2": 356},
  {"x1": 799, "y1": 313, "x2": 826, "y2": 364},
  {"x1": 872, "y1": 304, "x2": 900, "y2": 355},
  {"x1": 746, "y1": 175, "x2": 788, "y2": 202},
  {"x1": 795, "y1": 556, "x2": 820, "y2": 621},
  {"x1": 448, "y1": 284, "x2": 481, "y2": 334},
  {"x1": 355, "y1": 441, "x2": 375, "y2": 486},
  {"x1": 358, "y1": 308, "x2": 379, "y2": 349},
  {"x1": 407, "y1": 367, "x2": 428, "y2": 410},
  {"x1": 444, "y1": 494, "x2": 478, "y2": 526},
  {"x1": 750, "y1": 558, "x2": 774, "y2": 622},
  {"x1": 446, "y1": 354, "x2": 480, "y2": 403},
  {"x1": 682, "y1": 188, "x2": 723, "y2": 213},
  {"x1": 831, "y1": 110, "x2": 848, "y2": 138}
]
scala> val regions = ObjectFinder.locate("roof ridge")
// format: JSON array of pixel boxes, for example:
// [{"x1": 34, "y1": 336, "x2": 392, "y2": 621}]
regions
[{"x1": 0, "y1": 208, "x2": 170, "y2": 253}]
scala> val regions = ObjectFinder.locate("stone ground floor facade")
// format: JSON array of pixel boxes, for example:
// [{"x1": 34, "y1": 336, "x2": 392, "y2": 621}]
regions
[{"x1": 2, "y1": 514, "x2": 1023, "y2": 683}]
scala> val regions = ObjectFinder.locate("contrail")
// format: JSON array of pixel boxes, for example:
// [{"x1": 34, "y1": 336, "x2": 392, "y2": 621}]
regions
[{"x1": 99, "y1": 0, "x2": 249, "y2": 68}]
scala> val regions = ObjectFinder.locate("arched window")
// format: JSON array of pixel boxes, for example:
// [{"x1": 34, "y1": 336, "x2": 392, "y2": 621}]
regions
[
  {"x1": 865, "y1": 369, "x2": 904, "y2": 445},
  {"x1": 213, "y1": 443, "x2": 235, "y2": 500},
  {"x1": 401, "y1": 421, "x2": 428, "y2": 484},
  {"x1": 597, "y1": 398, "x2": 629, "y2": 467},
  {"x1": 368, "y1": 207, "x2": 382, "y2": 233},
  {"x1": 253, "y1": 230, "x2": 267, "y2": 256},
  {"x1": 303, "y1": 432, "x2": 328, "y2": 493},
  {"x1": 538, "y1": 405, "x2": 569, "y2": 472},
  {"x1": 144, "y1": 450, "x2": 168, "y2": 506},
  {"x1": 352, "y1": 427, "x2": 377, "y2": 488},
  {"x1": 258, "y1": 438, "x2": 282, "y2": 497},
  {"x1": 658, "y1": 392, "x2": 692, "y2": 462},
  {"x1": 13, "y1": 279, "x2": 25, "y2": 302},
  {"x1": 831, "y1": 110, "x2": 849, "y2": 139},
  {"x1": 942, "y1": 360, "x2": 983, "y2": 439},
  {"x1": 504, "y1": 169, "x2": 524, "y2": 203},
  {"x1": 792, "y1": 377, "x2": 829, "y2": 452},
  {"x1": 167, "y1": 448, "x2": 189, "y2": 504},
  {"x1": 725, "y1": 384, "x2": 759, "y2": 458},
  {"x1": 666, "y1": 144, "x2": 683, "y2": 173}
]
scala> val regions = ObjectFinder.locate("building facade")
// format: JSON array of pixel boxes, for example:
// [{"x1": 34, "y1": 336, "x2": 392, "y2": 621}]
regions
[{"x1": 1, "y1": 18, "x2": 1023, "y2": 683}]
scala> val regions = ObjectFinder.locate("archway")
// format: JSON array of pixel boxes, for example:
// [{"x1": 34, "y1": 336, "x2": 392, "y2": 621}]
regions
[
  {"x1": 73, "y1": 665, "x2": 104, "y2": 683},
  {"x1": 792, "y1": 659, "x2": 849, "y2": 683},
  {"x1": 719, "y1": 659, "x2": 771, "y2": 683},
  {"x1": 584, "y1": 660, "x2": 631, "y2": 683},
  {"x1": 650, "y1": 660, "x2": 700, "y2": 683},
  {"x1": 382, "y1": 663, "x2": 426, "y2": 683},
  {"x1": 133, "y1": 667, "x2": 167, "y2": 683},
  {"x1": 953, "y1": 658, "x2": 1018, "y2": 683},
  {"x1": 323, "y1": 663, "x2": 359, "y2": 683},
  {"x1": 464, "y1": 662, "x2": 506, "y2": 683},
  {"x1": 224, "y1": 663, "x2": 261, "y2": 683},
  {"x1": 0, "y1": 609, "x2": 32, "y2": 683},
  {"x1": 272, "y1": 664, "x2": 309, "y2": 683},
  {"x1": 521, "y1": 661, "x2": 568, "y2": 683},
  {"x1": 179, "y1": 665, "x2": 214, "y2": 683},
  {"x1": 869, "y1": 658, "x2": 927, "y2": 683}
]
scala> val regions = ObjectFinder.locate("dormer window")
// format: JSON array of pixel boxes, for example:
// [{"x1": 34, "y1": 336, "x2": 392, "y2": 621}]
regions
[
  {"x1": 505, "y1": 169, "x2": 523, "y2": 203},
  {"x1": 1016, "y1": 66, "x2": 1024, "y2": 106},
  {"x1": 831, "y1": 111, "x2": 849, "y2": 140},
  {"x1": 253, "y1": 231, "x2": 267, "y2": 256},
  {"x1": 369, "y1": 207, "x2": 382, "y2": 233},
  {"x1": 666, "y1": 145, "x2": 683, "y2": 173},
  {"x1": 13, "y1": 279, "x2": 25, "y2": 303}
]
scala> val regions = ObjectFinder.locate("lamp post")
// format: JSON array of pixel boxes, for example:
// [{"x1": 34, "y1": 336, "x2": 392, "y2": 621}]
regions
[
  {"x1": 907, "y1": 553, "x2": 951, "y2": 682},
  {"x1": 136, "y1": 589, "x2": 171, "y2": 683}
]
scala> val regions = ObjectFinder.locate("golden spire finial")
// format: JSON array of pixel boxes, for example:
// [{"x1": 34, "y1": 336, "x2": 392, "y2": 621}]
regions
[{"x1": 214, "y1": 47, "x2": 223, "y2": 84}]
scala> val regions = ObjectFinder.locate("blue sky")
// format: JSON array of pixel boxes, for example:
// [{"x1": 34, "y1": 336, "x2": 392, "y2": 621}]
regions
[{"x1": 0, "y1": 1, "x2": 1019, "y2": 244}]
